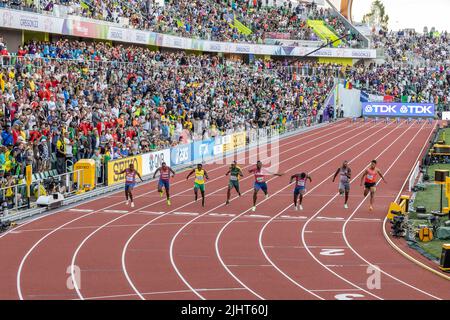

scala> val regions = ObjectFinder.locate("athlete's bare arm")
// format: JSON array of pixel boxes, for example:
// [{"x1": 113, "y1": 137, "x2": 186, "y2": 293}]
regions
[
  {"x1": 347, "y1": 168, "x2": 352, "y2": 179},
  {"x1": 307, "y1": 175, "x2": 312, "y2": 182},
  {"x1": 136, "y1": 171, "x2": 144, "y2": 182},
  {"x1": 114, "y1": 169, "x2": 127, "y2": 175},
  {"x1": 204, "y1": 170, "x2": 209, "y2": 180},
  {"x1": 238, "y1": 169, "x2": 244, "y2": 177},
  {"x1": 290, "y1": 174, "x2": 298, "y2": 184},
  {"x1": 225, "y1": 169, "x2": 230, "y2": 176},
  {"x1": 170, "y1": 167, "x2": 176, "y2": 176},
  {"x1": 360, "y1": 169, "x2": 368, "y2": 186},
  {"x1": 332, "y1": 168, "x2": 340, "y2": 182},
  {"x1": 186, "y1": 169, "x2": 195, "y2": 180},
  {"x1": 377, "y1": 168, "x2": 387, "y2": 183},
  {"x1": 152, "y1": 168, "x2": 160, "y2": 179}
]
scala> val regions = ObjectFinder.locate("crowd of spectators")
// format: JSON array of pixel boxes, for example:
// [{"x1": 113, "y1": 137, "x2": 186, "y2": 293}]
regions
[
  {"x1": 0, "y1": 38, "x2": 334, "y2": 189},
  {"x1": 345, "y1": 29, "x2": 450, "y2": 107},
  {"x1": 1, "y1": 0, "x2": 360, "y2": 46}
]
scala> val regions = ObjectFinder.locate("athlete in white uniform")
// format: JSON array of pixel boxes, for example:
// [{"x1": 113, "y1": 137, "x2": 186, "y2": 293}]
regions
[{"x1": 332, "y1": 161, "x2": 351, "y2": 208}]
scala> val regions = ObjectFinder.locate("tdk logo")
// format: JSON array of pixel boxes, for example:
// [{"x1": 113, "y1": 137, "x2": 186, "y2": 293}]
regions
[
  {"x1": 364, "y1": 103, "x2": 434, "y2": 115},
  {"x1": 367, "y1": 104, "x2": 397, "y2": 113}
]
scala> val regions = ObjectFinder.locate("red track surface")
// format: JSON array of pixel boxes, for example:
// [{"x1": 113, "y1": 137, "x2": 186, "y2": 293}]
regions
[{"x1": 0, "y1": 120, "x2": 449, "y2": 300}]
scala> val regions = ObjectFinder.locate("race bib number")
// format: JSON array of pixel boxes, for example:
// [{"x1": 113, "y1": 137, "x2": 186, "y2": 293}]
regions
[
  {"x1": 256, "y1": 176, "x2": 264, "y2": 182},
  {"x1": 367, "y1": 174, "x2": 373, "y2": 180},
  {"x1": 297, "y1": 180, "x2": 305, "y2": 187},
  {"x1": 196, "y1": 175, "x2": 204, "y2": 181},
  {"x1": 230, "y1": 175, "x2": 238, "y2": 181}
]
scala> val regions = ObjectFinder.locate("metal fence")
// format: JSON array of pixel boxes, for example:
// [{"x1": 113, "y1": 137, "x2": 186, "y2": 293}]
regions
[{"x1": 0, "y1": 169, "x2": 84, "y2": 217}]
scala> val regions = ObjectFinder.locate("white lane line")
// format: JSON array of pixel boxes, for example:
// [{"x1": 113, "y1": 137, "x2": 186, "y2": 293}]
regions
[
  {"x1": 103, "y1": 210, "x2": 129, "y2": 214},
  {"x1": 69, "y1": 209, "x2": 94, "y2": 212},
  {"x1": 208, "y1": 213, "x2": 236, "y2": 217},
  {"x1": 173, "y1": 212, "x2": 199, "y2": 216},
  {"x1": 279, "y1": 215, "x2": 307, "y2": 219},
  {"x1": 310, "y1": 288, "x2": 362, "y2": 292}
]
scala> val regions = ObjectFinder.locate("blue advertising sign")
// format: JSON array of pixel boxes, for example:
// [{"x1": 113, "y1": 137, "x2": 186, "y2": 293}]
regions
[
  {"x1": 170, "y1": 144, "x2": 192, "y2": 167},
  {"x1": 192, "y1": 139, "x2": 215, "y2": 162},
  {"x1": 362, "y1": 103, "x2": 435, "y2": 118}
]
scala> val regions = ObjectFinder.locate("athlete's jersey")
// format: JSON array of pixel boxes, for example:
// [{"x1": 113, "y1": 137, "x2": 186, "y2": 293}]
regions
[
  {"x1": 160, "y1": 167, "x2": 171, "y2": 181},
  {"x1": 194, "y1": 169, "x2": 205, "y2": 185},
  {"x1": 295, "y1": 175, "x2": 307, "y2": 187},
  {"x1": 339, "y1": 167, "x2": 350, "y2": 183},
  {"x1": 125, "y1": 169, "x2": 137, "y2": 184},
  {"x1": 229, "y1": 166, "x2": 241, "y2": 181},
  {"x1": 365, "y1": 167, "x2": 378, "y2": 183},
  {"x1": 252, "y1": 168, "x2": 266, "y2": 183}
]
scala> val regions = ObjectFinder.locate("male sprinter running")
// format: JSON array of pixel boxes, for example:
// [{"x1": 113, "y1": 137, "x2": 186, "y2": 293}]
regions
[
  {"x1": 249, "y1": 160, "x2": 283, "y2": 212},
  {"x1": 186, "y1": 163, "x2": 209, "y2": 207},
  {"x1": 360, "y1": 160, "x2": 387, "y2": 211},
  {"x1": 290, "y1": 172, "x2": 312, "y2": 210},
  {"x1": 153, "y1": 162, "x2": 175, "y2": 205},
  {"x1": 332, "y1": 160, "x2": 351, "y2": 208},
  {"x1": 225, "y1": 161, "x2": 243, "y2": 205},
  {"x1": 114, "y1": 163, "x2": 143, "y2": 208}
]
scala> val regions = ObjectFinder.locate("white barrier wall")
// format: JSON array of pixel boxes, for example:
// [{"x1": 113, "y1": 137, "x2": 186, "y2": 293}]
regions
[{"x1": 337, "y1": 84, "x2": 362, "y2": 118}]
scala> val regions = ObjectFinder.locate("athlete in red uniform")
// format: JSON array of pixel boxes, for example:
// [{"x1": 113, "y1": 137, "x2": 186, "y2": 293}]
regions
[
  {"x1": 114, "y1": 163, "x2": 143, "y2": 208},
  {"x1": 249, "y1": 160, "x2": 283, "y2": 211},
  {"x1": 360, "y1": 160, "x2": 387, "y2": 211},
  {"x1": 153, "y1": 162, "x2": 175, "y2": 206}
]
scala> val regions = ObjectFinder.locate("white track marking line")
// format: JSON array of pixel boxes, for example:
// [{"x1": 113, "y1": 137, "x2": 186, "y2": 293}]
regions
[
  {"x1": 124, "y1": 122, "x2": 370, "y2": 300},
  {"x1": 209, "y1": 122, "x2": 390, "y2": 301},
  {"x1": 252, "y1": 122, "x2": 400, "y2": 300},
  {"x1": 297, "y1": 121, "x2": 429, "y2": 300},
  {"x1": 342, "y1": 122, "x2": 444, "y2": 299},
  {"x1": 18, "y1": 122, "x2": 340, "y2": 300}
]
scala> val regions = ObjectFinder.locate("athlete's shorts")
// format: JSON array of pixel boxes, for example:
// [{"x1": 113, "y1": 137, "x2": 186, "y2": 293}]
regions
[
  {"x1": 364, "y1": 182, "x2": 376, "y2": 190},
  {"x1": 339, "y1": 181, "x2": 350, "y2": 192},
  {"x1": 294, "y1": 186, "x2": 306, "y2": 196},
  {"x1": 159, "y1": 179, "x2": 170, "y2": 190},
  {"x1": 254, "y1": 182, "x2": 268, "y2": 193},
  {"x1": 194, "y1": 182, "x2": 205, "y2": 192},
  {"x1": 228, "y1": 180, "x2": 240, "y2": 190},
  {"x1": 125, "y1": 183, "x2": 135, "y2": 191}
]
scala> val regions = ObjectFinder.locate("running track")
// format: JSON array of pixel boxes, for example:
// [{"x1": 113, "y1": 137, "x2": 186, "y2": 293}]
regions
[{"x1": 0, "y1": 120, "x2": 449, "y2": 300}]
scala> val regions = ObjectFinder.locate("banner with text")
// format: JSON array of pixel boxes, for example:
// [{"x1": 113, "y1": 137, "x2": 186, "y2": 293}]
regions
[
  {"x1": 141, "y1": 149, "x2": 171, "y2": 176},
  {"x1": 362, "y1": 103, "x2": 435, "y2": 118},
  {"x1": 192, "y1": 139, "x2": 216, "y2": 162},
  {"x1": 0, "y1": 8, "x2": 377, "y2": 59},
  {"x1": 170, "y1": 144, "x2": 192, "y2": 167},
  {"x1": 107, "y1": 155, "x2": 143, "y2": 186}
]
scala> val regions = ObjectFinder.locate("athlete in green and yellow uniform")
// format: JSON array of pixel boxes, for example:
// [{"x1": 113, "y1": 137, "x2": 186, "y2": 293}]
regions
[
  {"x1": 186, "y1": 163, "x2": 209, "y2": 207},
  {"x1": 225, "y1": 161, "x2": 243, "y2": 205}
]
